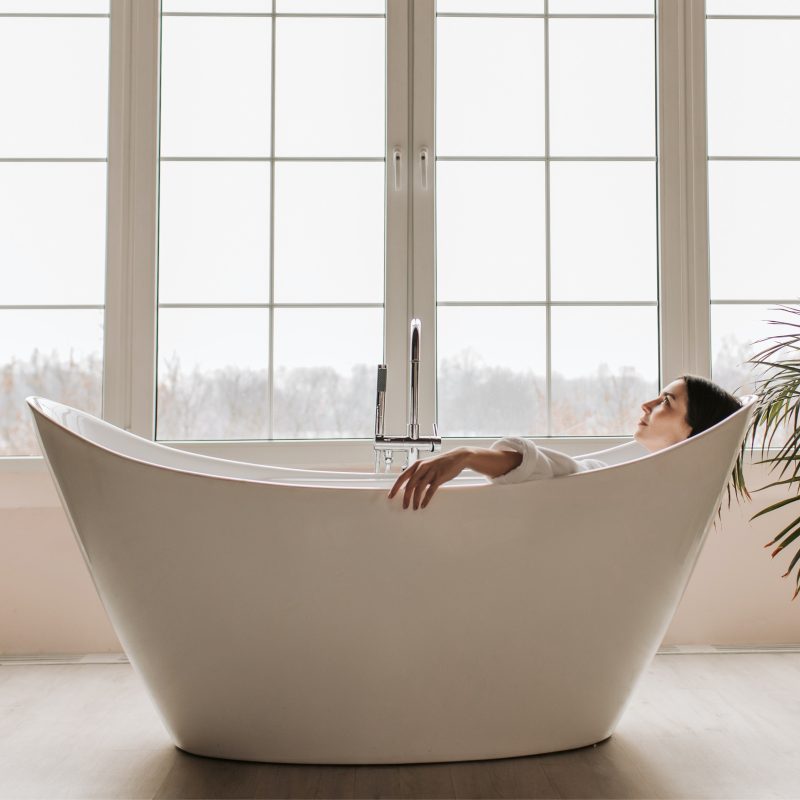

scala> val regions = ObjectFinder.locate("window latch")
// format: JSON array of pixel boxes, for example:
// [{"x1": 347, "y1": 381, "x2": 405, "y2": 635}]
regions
[{"x1": 393, "y1": 146, "x2": 401, "y2": 191}]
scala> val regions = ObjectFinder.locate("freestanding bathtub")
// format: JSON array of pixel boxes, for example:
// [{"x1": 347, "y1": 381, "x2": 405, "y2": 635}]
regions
[{"x1": 27, "y1": 394, "x2": 756, "y2": 765}]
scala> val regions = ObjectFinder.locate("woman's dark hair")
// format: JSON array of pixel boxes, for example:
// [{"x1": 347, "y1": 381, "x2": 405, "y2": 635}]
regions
[{"x1": 680, "y1": 374, "x2": 742, "y2": 437}]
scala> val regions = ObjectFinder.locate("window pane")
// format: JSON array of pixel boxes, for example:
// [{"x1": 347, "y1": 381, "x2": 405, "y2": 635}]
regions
[
  {"x1": 163, "y1": 0, "x2": 267, "y2": 10},
  {"x1": 550, "y1": 306, "x2": 658, "y2": 436},
  {"x1": 707, "y1": 1, "x2": 800, "y2": 14},
  {"x1": 549, "y1": 18, "x2": 655, "y2": 157},
  {"x1": 550, "y1": 161, "x2": 657, "y2": 301},
  {"x1": 437, "y1": 306, "x2": 547, "y2": 437},
  {"x1": 713, "y1": 304, "x2": 795, "y2": 448},
  {"x1": 712, "y1": 304, "x2": 800, "y2": 397},
  {"x1": 436, "y1": 161, "x2": 545, "y2": 302},
  {"x1": 273, "y1": 308, "x2": 382, "y2": 439},
  {"x1": 156, "y1": 308, "x2": 270, "y2": 440},
  {"x1": 437, "y1": 1, "x2": 543, "y2": 11},
  {"x1": 549, "y1": 0, "x2": 654, "y2": 12},
  {"x1": 277, "y1": 0, "x2": 385, "y2": 11},
  {"x1": 708, "y1": 161, "x2": 800, "y2": 301},
  {"x1": 160, "y1": 16, "x2": 271, "y2": 158},
  {"x1": 0, "y1": 17, "x2": 108, "y2": 158},
  {"x1": 0, "y1": 310, "x2": 104, "y2": 456},
  {"x1": 274, "y1": 17, "x2": 384, "y2": 157},
  {"x1": 706, "y1": 19, "x2": 800, "y2": 157},
  {"x1": 0, "y1": 1, "x2": 108, "y2": 11},
  {"x1": 436, "y1": 17, "x2": 544, "y2": 157},
  {"x1": 158, "y1": 162, "x2": 271, "y2": 304},
  {"x1": 273, "y1": 162, "x2": 384, "y2": 303},
  {"x1": 0, "y1": 163, "x2": 106, "y2": 305},
  {"x1": 438, "y1": 0, "x2": 654, "y2": 9}
]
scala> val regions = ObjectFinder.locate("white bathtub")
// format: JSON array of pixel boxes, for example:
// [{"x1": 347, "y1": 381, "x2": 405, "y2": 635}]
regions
[{"x1": 27, "y1": 394, "x2": 756, "y2": 765}]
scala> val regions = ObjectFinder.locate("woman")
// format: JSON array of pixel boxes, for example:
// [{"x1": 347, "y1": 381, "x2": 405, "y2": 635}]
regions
[{"x1": 387, "y1": 374, "x2": 741, "y2": 511}]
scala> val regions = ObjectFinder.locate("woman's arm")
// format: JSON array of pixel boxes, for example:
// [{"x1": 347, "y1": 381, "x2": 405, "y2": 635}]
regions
[
  {"x1": 387, "y1": 446, "x2": 522, "y2": 510},
  {"x1": 462, "y1": 446, "x2": 523, "y2": 479}
]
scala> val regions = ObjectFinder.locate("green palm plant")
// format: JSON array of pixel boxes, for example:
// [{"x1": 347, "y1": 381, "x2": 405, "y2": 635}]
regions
[{"x1": 727, "y1": 304, "x2": 800, "y2": 601}]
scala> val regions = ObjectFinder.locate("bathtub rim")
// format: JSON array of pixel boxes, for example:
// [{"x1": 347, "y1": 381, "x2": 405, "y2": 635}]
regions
[{"x1": 25, "y1": 393, "x2": 758, "y2": 492}]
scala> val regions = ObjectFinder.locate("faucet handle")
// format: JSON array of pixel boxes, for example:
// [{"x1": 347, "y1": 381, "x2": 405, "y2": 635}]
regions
[
  {"x1": 375, "y1": 364, "x2": 387, "y2": 439},
  {"x1": 432, "y1": 422, "x2": 439, "y2": 437}
]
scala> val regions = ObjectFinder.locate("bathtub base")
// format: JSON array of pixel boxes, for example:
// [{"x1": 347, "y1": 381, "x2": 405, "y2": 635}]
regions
[{"x1": 170, "y1": 731, "x2": 616, "y2": 766}]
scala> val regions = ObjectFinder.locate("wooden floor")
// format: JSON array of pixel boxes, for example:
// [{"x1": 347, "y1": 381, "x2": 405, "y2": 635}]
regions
[{"x1": 1, "y1": 653, "x2": 799, "y2": 799}]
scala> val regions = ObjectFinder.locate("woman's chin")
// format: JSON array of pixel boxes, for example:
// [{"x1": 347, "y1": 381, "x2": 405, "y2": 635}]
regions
[{"x1": 633, "y1": 427, "x2": 652, "y2": 449}]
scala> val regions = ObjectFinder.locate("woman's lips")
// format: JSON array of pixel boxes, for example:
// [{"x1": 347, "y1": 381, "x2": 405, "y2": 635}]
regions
[{"x1": 638, "y1": 419, "x2": 648, "y2": 426}]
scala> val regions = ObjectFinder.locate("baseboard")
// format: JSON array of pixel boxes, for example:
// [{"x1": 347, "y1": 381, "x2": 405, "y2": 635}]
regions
[
  {"x1": 2, "y1": 645, "x2": 800, "y2": 666},
  {"x1": 0, "y1": 653, "x2": 130, "y2": 665},
  {"x1": 657, "y1": 643, "x2": 800, "y2": 654}
]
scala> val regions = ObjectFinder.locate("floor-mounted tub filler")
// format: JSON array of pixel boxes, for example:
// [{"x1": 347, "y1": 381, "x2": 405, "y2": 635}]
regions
[{"x1": 27, "y1": 394, "x2": 756, "y2": 765}]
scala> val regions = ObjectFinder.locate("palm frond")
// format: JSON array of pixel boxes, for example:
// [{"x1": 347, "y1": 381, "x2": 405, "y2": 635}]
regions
[
  {"x1": 750, "y1": 494, "x2": 800, "y2": 521},
  {"x1": 763, "y1": 517, "x2": 800, "y2": 549},
  {"x1": 781, "y1": 546, "x2": 800, "y2": 582},
  {"x1": 752, "y1": 476, "x2": 800, "y2": 492},
  {"x1": 724, "y1": 303, "x2": 800, "y2": 600}
]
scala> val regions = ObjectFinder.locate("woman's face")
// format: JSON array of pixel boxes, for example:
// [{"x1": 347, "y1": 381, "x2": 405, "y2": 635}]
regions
[{"x1": 633, "y1": 377, "x2": 693, "y2": 452}]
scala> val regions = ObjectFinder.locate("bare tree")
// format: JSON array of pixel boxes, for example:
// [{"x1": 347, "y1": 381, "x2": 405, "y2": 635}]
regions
[
  {"x1": 1, "y1": 349, "x2": 101, "y2": 455},
  {"x1": 5, "y1": 346, "x2": 702, "y2": 455}
]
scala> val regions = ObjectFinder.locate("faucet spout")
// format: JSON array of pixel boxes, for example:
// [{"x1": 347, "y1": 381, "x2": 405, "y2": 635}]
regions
[
  {"x1": 409, "y1": 318, "x2": 421, "y2": 440},
  {"x1": 410, "y1": 318, "x2": 421, "y2": 362}
]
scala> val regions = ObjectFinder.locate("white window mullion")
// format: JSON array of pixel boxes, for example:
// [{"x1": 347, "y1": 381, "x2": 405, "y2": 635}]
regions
[
  {"x1": 657, "y1": 0, "x2": 711, "y2": 385},
  {"x1": 103, "y1": 0, "x2": 159, "y2": 438},
  {"x1": 383, "y1": 0, "x2": 411, "y2": 440},
  {"x1": 411, "y1": 0, "x2": 437, "y2": 437},
  {"x1": 103, "y1": 0, "x2": 132, "y2": 431},
  {"x1": 267, "y1": 0, "x2": 276, "y2": 440},
  {"x1": 544, "y1": 0, "x2": 552, "y2": 436}
]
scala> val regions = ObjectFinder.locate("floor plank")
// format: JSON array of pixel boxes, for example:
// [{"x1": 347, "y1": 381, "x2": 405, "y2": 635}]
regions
[
  {"x1": 449, "y1": 755, "x2": 558, "y2": 799},
  {"x1": 1, "y1": 655, "x2": 799, "y2": 799},
  {"x1": 353, "y1": 763, "x2": 455, "y2": 799}
]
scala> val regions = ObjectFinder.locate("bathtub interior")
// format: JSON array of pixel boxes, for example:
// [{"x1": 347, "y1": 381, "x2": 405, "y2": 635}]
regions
[{"x1": 26, "y1": 394, "x2": 755, "y2": 490}]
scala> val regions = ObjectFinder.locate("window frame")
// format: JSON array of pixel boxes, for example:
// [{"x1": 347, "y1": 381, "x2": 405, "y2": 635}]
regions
[{"x1": 4, "y1": 0, "x2": 713, "y2": 470}]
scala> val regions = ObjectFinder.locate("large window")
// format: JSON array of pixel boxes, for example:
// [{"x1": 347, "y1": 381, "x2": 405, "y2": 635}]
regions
[
  {"x1": 434, "y1": 0, "x2": 658, "y2": 437},
  {"x1": 0, "y1": 1, "x2": 110, "y2": 456},
  {"x1": 3, "y1": 0, "x2": 796, "y2": 459},
  {"x1": 156, "y1": 1, "x2": 386, "y2": 440},
  {"x1": 155, "y1": 0, "x2": 659, "y2": 444},
  {"x1": 706, "y1": 0, "x2": 800, "y2": 395}
]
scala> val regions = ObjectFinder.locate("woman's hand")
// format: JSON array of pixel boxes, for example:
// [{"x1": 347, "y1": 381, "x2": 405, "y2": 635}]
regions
[{"x1": 387, "y1": 448, "x2": 472, "y2": 510}]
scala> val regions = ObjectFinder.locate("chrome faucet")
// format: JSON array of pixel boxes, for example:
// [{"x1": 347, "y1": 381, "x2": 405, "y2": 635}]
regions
[{"x1": 374, "y1": 318, "x2": 441, "y2": 472}]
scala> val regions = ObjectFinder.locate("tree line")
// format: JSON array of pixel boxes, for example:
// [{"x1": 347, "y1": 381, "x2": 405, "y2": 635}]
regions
[{"x1": 1, "y1": 335, "x2": 753, "y2": 456}]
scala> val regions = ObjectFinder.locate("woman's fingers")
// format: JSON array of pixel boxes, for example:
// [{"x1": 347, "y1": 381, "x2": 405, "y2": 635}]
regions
[
  {"x1": 387, "y1": 460, "x2": 445, "y2": 510},
  {"x1": 388, "y1": 462, "x2": 417, "y2": 499},
  {"x1": 412, "y1": 475, "x2": 429, "y2": 510},
  {"x1": 420, "y1": 479, "x2": 442, "y2": 509},
  {"x1": 401, "y1": 463, "x2": 432, "y2": 509},
  {"x1": 403, "y1": 464, "x2": 429, "y2": 509}
]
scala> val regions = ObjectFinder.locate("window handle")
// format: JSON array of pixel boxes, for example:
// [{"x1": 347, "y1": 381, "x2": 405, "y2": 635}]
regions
[
  {"x1": 419, "y1": 146, "x2": 429, "y2": 190},
  {"x1": 393, "y1": 146, "x2": 401, "y2": 191}
]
